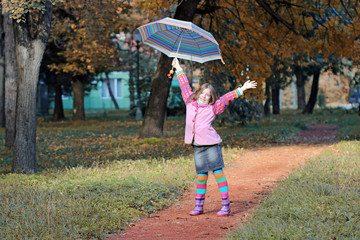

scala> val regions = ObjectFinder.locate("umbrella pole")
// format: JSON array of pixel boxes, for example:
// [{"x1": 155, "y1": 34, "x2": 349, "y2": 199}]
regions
[
  {"x1": 175, "y1": 32, "x2": 184, "y2": 57},
  {"x1": 168, "y1": 31, "x2": 184, "y2": 79}
]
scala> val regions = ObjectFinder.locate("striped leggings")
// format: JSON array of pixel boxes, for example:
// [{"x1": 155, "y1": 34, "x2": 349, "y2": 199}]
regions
[{"x1": 195, "y1": 168, "x2": 228, "y2": 198}]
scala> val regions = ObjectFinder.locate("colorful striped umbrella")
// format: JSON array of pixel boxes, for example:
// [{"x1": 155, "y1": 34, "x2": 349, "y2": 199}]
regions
[{"x1": 136, "y1": 17, "x2": 224, "y2": 64}]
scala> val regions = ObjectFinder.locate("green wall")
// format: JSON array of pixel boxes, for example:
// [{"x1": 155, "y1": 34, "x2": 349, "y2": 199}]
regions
[
  {"x1": 51, "y1": 71, "x2": 182, "y2": 112},
  {"x1": 60, "y1": 71, "x2": 131, "y2": 111}
]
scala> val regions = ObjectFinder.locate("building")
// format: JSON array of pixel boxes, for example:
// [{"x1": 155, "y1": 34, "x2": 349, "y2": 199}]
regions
[
  {"x1": 48, "y1": 70, "x2": 182, "y2": 113},
  {"x1": 49, "y1": 71, "x2": 131, "y2": 112}
]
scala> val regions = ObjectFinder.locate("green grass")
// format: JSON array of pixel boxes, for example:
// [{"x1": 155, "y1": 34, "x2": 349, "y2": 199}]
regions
[
  {"x1": 0, "y1": 157, "x2": 195, "y2": 239},
  {"x1": 2, "y1": 108, "x2": 356, "y2": 173},
  {"x1": 0, "y1": 109, "x2": 359, "y2": 239},
  {"x1": 226, "y1": 141, "x2": 360, "y2": 239}
]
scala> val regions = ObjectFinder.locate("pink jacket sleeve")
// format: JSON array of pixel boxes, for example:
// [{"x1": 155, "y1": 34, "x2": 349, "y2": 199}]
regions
[
  {"x1": 175, "y1": 70, "x2": 194, "y2": 103},
  {"x1": 213, "y1": 90, "x2": 242, "y2": 115}
]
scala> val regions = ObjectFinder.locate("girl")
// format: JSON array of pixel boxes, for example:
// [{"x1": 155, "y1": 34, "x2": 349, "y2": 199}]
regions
[{"x1": 172, "y1": 58, "x2": 257, "y2": 217}]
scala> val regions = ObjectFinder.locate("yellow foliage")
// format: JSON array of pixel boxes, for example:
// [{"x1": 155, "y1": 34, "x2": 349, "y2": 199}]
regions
[
  {"x1": 2, "y1": 0, "x2": 62, "y2": 22},
  {"x1": 190, "y1": 0, "x2": 360, "y2": 101},
  {"x1": 134, "y1": 0, "x2": 174, "y2": 18},
  {"x1": 49, "y1": 0, "x2": 138, "y2": 75}
]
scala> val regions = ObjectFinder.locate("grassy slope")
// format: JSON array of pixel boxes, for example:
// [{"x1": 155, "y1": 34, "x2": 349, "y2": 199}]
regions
[
  {"x1": 226, "y1": 141, "x2": 360, "y2": 239},
  {"x1": 0, "y1": 158, "x2": 194, "y2": 239}
]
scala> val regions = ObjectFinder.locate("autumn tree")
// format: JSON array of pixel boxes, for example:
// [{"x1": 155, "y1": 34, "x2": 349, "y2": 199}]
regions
[
  {"x1": 269, "y1": 57, "x2": 293, "y2": 114},
  {"x1": 41, "y1": 40, "x2": 72, "y2": 121},
  {"x1": 136, "y1": 0, "x2": 360, "y2": 139},
  {"x1": 208, "y1": 1, "x2": 307, "y2": 106},
  {"x1": 207, "y1": 0, "x2": 360, "y2": 115},
  {"x1": 49, "y1": 0, "x2": 132, "y2": 120}
]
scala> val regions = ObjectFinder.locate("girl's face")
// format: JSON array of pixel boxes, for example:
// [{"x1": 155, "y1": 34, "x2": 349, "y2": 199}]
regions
[{"x1": 198, "y1": 88, "x2": 211, "y2": 104}]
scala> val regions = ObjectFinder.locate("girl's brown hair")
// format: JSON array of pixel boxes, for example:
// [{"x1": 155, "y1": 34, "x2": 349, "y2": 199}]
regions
[{"x1": 190, "y1": 83, "x2": 218, "y2": 105}]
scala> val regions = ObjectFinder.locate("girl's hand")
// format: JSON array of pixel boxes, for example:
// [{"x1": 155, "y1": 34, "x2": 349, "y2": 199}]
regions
[
  {"x1": 239, "y1": 80, "x2": 257, "y2": 92},
  {"x1": 172, "y1": 58, "x2": 182, "y2": 71}
]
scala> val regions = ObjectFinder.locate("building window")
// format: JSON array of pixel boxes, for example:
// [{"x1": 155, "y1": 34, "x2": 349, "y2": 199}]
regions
[
  {"x1": 101, "y1": 78, "x2": 122, "y2": 98},
  {"x1": 61, "y1": 94, "x2": 69, "y2": 100},
  {"x1": 117, "y1": 79, "x2": 122, "y2": 98}
]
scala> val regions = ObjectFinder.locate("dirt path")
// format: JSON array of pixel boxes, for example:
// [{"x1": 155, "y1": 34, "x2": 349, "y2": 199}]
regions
[{"x1": 106, "y1": 125, "x2": 338, "y2": 240}]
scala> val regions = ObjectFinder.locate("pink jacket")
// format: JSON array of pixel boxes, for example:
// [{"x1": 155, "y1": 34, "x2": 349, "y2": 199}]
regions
[{"x1": 176, "y1": 70, "x2": 242, "y2": 145}]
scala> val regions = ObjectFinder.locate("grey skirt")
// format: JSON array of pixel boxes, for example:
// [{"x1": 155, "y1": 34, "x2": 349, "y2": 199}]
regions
[{"x1": 193, "y1": 144, "x2": 224, "y2": 174}]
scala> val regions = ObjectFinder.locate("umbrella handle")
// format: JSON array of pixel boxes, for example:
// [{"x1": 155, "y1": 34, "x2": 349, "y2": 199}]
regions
[
  {"x1": 169, "y1": 31, "x2": 183, "y2": 79},
  {"x1": 168, "y1": 67, "x2": 176, "y2": 79}
]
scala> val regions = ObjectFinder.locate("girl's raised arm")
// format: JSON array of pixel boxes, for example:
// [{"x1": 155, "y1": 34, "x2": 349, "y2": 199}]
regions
[
  {"x1": 173, "y1": 58, "x2": 194, "y2": 103},
  {"x1": 213, "y1": 90, "x2": 242, "y2": 115},
  {"x1": 213, "y1": 80, "x2": 257, "y2": 115}
]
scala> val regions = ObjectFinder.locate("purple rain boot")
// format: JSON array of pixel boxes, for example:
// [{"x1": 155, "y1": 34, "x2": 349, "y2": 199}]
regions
[
  {"x1": 217, "y1": 195, "x2": 231, "y2": 216},
  {"x1": 189, "y1": 195, "x2": 205, "y2": 216}
]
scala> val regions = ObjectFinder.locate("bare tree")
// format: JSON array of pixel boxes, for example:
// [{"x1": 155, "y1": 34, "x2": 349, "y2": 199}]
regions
[{"x1": 11, "y1": 0, "x2": 53, "y2": 173}]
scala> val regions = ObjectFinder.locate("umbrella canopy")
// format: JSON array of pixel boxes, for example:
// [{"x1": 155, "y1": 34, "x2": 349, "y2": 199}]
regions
[{"x1": 136, "y1": 17, "x2": 224, "y2": 64}]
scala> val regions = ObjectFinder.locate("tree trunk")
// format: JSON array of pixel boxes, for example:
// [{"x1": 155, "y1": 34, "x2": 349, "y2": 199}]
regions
[
  {"x1": 72, "y1": 76, "x2": 85, "y2": 120},
  {"x1": 271, "y1": 83, "x2": 280, "y2": 114},
  {"x1": 53, "y1": 78, "x2": 65, "y2": 121},
  {"x1": 294, "y1": 65, "x2": 306, "y2": 110},
  {"x1": 139, "y1": 54, "x2": 172, "y2": 138},
  {"x1": 139, "y1": 0, "x2": 201, "y2": 138},
  {"x1": 200, "y1": 64, "x2": 209, "y2": 87},
  {"x1": 184, "y1": 60, "x2": 193, "y2": 86},
  {"x1": 264, "y1": 78, "x2": 271, "y2": 116},
  {"x1": 0, "y1": 11, "x2": 5, "y2": 128},
  {"x1": 104, "y1": 72, "x2": 120, "y2": 109},
  {"x1": 12, "y1": 1, "x2": 53, "y2": 174},
  {"x1": 303, "y1": 67, "x2": 321, "y2": 114},
  {"x1": 4, "y1": 12, "x2": 18, "y2": 149}
]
